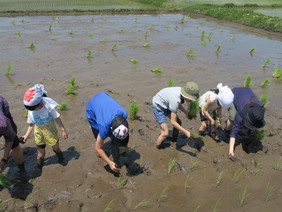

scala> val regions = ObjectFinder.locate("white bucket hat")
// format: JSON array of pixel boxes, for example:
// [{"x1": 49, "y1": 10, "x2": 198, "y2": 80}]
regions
[{"x1": 217, "y1": 83, "x2": 234, "y2": 108}]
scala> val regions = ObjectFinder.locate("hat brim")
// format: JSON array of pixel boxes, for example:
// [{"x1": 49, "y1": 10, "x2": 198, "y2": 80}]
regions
[
  {"x1": 242, "y1": 104, "x2": 265, "y2": 130},
  {"x1": 181, "y1": 87, "x2": 197, "y2": 101},
  {"x1": 112, "y1": 135, "x2": 129, "y2": 147}
]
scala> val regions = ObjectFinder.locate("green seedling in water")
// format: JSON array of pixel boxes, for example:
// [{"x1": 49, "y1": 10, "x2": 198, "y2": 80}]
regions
[
  {"x1": 233, "y1": 169, "x2": 244, "y2": 183},
  {"x1": 207, "y1": 32, "x2": 212, "y2": 41},
  {"x1": 0, "y1": 198, "x2": 14, "y2": 207},
  {"x1": 65, "y1": 85, "x2": 76, "y2": 95},
  {"x1": 186, "y1": 48, "x2": 196, "y2": 57},
  {"x1": 11, "y1": 19, "x2": 16, "y2": 26},
  {"x1": 260, "y1": 79, "x2": 270, "y2": 88},
  {"x1": 262, "y1": 58, "x2": 271, "y2": 68},
  {"x1": 51, "y1": 38, "x2": 57, "y2": 41},
  {"x1": 265, "y1": 181, "x2": 275, "y2": 202},
  {"x1": 190, "y1": 157, "x2": 200, "y2": 169},
  {"x1": 144, "y1": 30, "x2": 149, "y2": 39},
  {"x1": 187, "y1": 100, "x2": 199, "y2": 120},
  {"x1": 239, "y1": 186, "x2": 250, "y2": 207},
  {"x1": 16, "y1": 31, "x2": 21, "y2": 37},
  {"x1": 0, "y1": 173, "x2": 11, "y2": 187},
  {"x1": 129, "y1": 101, "x2": 139, "y2": 120},
  {"x1": 98, "y1": 24, "x2": 103, "y2": 28},
  {"x1": 174, "y1": 25, "x2": 178, "y2": 31},
  {"x1": 184, "y1": 174, "x2": 192, "y2": 193},
  {"x1": 118, "y1": 26, "x2": 125, "y2": 33},
  {"x1": 254, "y1": 162, "x2": 263, "y2": 174},
  {"x1": 111, "y1": 44, "x2": 118, "y2": 51},
  {"x1": 117, "y1": 176, "x2": 127, "y2": 188},
  {"x1": 167, "y1": 78, "x2": 175, "y2": 87},
  {"x1": 24, "y1": 189, "x2": 40, "y2": 209},
  {"x1": 168, "y1": 158, "x2": 176, "y2": 174},
  {"x1": 255, "y1": 129, "x2": 268, "y2": 141},
  {"x1": 148, "y1": 24, "x2": 155, "y2": 30},
  {"x1": 87, "y1": 32, "x2": 93, "y2": 37},
  {"x1": 212, "y1": 199, "x2": 221, "y2": 212},
  {"x1": 151, "y1": 66, "x2": 163, "y2": 74},
  {"x1": 201, "y1": 30, "x2": 205, "y2": 40},
  {"x1": 180, "y1": 16, "x2": 185, "y2": 24},
  {"x1": 69, "y1": 76, "x2": 77, "y2": 87},
  {"x1": 104, "y1": 199, "x2": 116, "y2": 212},
  {"x1": 136, "y1": 37, "x2": 142, "y2": 40},
  {"x1": 215, "y1": 171, "x2": 224, "y2": 186},
  {"x1": 57, "y1": 102, "x2": 68, "y2": 110},
  {"x1": 201, "y1": 39, "x2": 207, "y2": 47},
  {"x1": 157, "y1": 186, "x2": 169, "y2": 203},
  {"x1": 134, "y1": 16, "x2": 138, "y2": 23},
  {"x1": 28, "y1": 42, "x2": 35, "y2": 49},
  {"x1": 86, "y1": 50, "x2": 93, "y2": 58},
  {"x1": 215, "y1": 44, "x2": 221, "y2": 54},
  {"x1": 143, "y1": 42, "x2": 151, "y2": 47},
  {"x1": 165, "y1": 23, "x2": 170, "y2": 29},
  {"x1": 193, "y1": 205, "x2": 201, "y2": 212},
  {"x1": 133, "y1": 198, "x2": 150, "y2": 210},
  {"x1": 5, "y1": 64, "x2": 12, "y2": 76},
  {"x1": 48, "y1": 25, "x2": 52, "y2": 32},
  {"x1": 259, "y1": 95, "x2": 269, "y2": 106},
  {"x1": 100, "y1": 37, "x2": 107, "y2": 42},
  {"x1": 129, "y1": 59, "x2": 138, "y2": 64},
  {"x1": 230, "y1": 35, "x2": 236, "y2": 41},
  {"x1": 249, "y1": 48, "x2": 255, "y2": 55},
  {"x1": 244, "y1": 75, "x2": 252, "y2": 87},
  {"x1": 69, "y1": 29, "x2": 74, "y2": 35},
  {"x1": 272, "y1": 67, "x2": 282, "y2": 79}
]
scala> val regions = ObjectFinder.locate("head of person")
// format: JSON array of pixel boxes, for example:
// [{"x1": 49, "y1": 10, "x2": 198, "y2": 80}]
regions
[
  {"x1": 23, "y1": 84, "x2": 47, "y2": 111},
  {"x1": 217, "y1": 83, "x2": 234, "y2": 108},
  {"x1": 181, "y1": 81, "x2": 199, "y2": 102},
  {"x1": 111, "y1": 115, "x2": 129, "y2": 148},
  {"x1": 242, "y1": 103, "x2": 265, "y2": 130}
]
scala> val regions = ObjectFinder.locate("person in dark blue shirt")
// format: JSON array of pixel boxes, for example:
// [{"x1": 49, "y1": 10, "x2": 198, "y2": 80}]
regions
[
  {"x1": 86, "y1": 93, "x2": 129, "y2": 172},
  {"x1": 225, "y1": 87, "x2": 265, "y2": 157}
]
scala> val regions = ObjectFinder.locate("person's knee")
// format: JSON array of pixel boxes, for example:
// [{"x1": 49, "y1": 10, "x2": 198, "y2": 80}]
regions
[{"x1": 161, "y1": 131, "x2": 169, "y2": 138}]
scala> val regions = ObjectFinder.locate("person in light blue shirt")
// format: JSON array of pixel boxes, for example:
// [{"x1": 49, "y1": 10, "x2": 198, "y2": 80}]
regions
[{"x1": 86, "y1": 92, "x2": 129, "y2": 173}]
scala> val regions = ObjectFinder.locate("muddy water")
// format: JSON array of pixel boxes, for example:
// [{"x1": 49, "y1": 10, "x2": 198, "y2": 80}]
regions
[{"x1": 0, "y1": 14, "x2": 282, "y2": 211}]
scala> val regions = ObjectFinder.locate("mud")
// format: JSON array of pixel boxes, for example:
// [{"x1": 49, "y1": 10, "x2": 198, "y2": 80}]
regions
[{"x1": 0, "y1": 14, "x2": 282, "y2": 211}]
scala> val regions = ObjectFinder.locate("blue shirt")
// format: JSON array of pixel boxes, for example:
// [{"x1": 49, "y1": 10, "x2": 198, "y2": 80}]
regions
[
  {"x1": 86, "y1": 93, "x2": 128, "y2": 140},
  {"x1": 230, "y1": 87, "x2": 262, "y2": 138}
]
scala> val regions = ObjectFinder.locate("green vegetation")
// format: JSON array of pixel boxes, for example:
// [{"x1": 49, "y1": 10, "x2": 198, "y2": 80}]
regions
[
  {"x1": 265, "y1": 181, "x2": 275, "y2": 202},
  {"x1": 133, "y1": 198, "x2": 150, "y2": 210},
  {"x1": 239, "y1": 186, "x2": 250, "y2": 207},
  {"x1": 233, "y1": 169, "x2": 244, "y2": 183},
  {"x1": 190, "y1": 157, "x2": 200, "y2": 169},
  {"x1": 104, "y1": 199, "x2": 116, "y2": 212},
  {"x1": 212, "y1": 199, "x2": 221, "y2": 212},
  {"x1": 28, "y1": 42, "x2": 36, "y2": 49},
  {"x1": 5, "y1": 64, "x2": 12, "y2": 76},
  {"x1": 184, "y1": 174, "x2": 192, "y2": 193},
  {"x1": 186, "y1": 48, "x2": 196, "y2": 57},
  {"x1": 0, "y1": 198, "x2": 14, "y2": 207},
  {"x1": 129, "y1": 101, "x2": 139, "y2": 120},
  {"x1": 249, "y1": 48, "x2": 255, "y2": 56},
  {"x1": 215, "y1": 171, "x2": 224, "y2": 186},
  {"x1": 65, "y1": 85, "x2": 76, "y2": 95},
  {"x1": 57, "y1": 102, "x2": 68, "y2": 110},
  {"x1": 168, "y1": 157, "x2": 176, "y2": 174},
  {"x1": 255, "y1": 129, "x2": 268, "y2": 141},
  {"x1": 0, "y1": 173, "x2": 10, "y2": 187},
  {"x1": 86, "y1": 50, "x2": 93, "y2": 58},
  {"x1": 129, "y1": 59, "x2": 139, "y2": 64},
  {"x1": 117, "y1": 176, "x2": 127, "y2": 188},
  {"x1": 215, "y1": 44, "x2": 221, "y2": 54},
  {"x1": 16, "y1": 31, "x2": 21, "y2": 37},
  {"x1": 260, "y1": 79, "x2": 270, "y2": 88},
  {"x1": 262, "y1": 58, "x2": 271, "y2": 68},
  {"x1": 87, "y1": 32, "x2": 93, "y2": 37},
  {"x1": 22, "y1": 109, "x2": 28, "y2": 118},
  {"x1": 272, "y1": 67, "x2": 282, "y2": 79},
  {"x1": 151, "y1": 66, "x2": 163, "y2": 74},
  {"x1": 48, "y1": 25, "x2": 52, "y2": 32},
  {"x1": 24, "y1": 189, "x2": 40, "y2": 209},
  {"x1": 260, "y1": 95, "x2": 269, "y2": 106},
  {"x1": 244, "y1": 75, "x2": 252, "y2": 87},
  {"x1": 157, "y1": 186, "x2": 169, "y2": 202},
  {"x1": 193, "y1": 205, "x2": 202, "y2": 212},
  {"x1": 187, "y1": 100, "x2": 199, "y2": 120},
  {"x1": 111, "y1": 43, "x2": 118, "y2": 51},
  {"x1": 143, "y1": 42, "x2": 151, "y2": 47},
  {"x1": 167, "y1": 78, "x2": 175, "y2": 87},
  {"x1": 69, "y1": 76, "x2": 77, "y2": 87}
]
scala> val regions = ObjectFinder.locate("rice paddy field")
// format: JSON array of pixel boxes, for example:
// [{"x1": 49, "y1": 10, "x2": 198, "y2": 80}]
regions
[{"x1": 0, "y1": 1, "x2": 282, "y2": 212}]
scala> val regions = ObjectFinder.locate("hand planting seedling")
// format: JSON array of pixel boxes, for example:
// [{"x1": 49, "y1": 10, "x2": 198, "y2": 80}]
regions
[
  {"x1": 5, "y1": 64, "x2": 12, "y2": 76},
  {"x1": 272, "y1": 67, "x2": 282, "y2": 79}
]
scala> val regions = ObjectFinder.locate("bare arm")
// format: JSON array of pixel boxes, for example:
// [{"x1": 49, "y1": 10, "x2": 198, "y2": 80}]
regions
[
  {"x1": 22, "y1": 123, "x2": 35, "y2": 143},
  {"x1": 170, "y1": 112, "x2": 191, "y2": 138},
  {"x1": 229, "y1": 137, "x2": 236, "y2": 157},
  {"x1": 217, "y1": 106, "x2": 222, "y2": 127},
  {"x1": 95, "y1": 135, "x2": 120, "y2": 172},
  {"x1": 203, "y1": 97, "x2": 215, "y2": 125},
  {"x1": 55, "y1": 117, "x2": 68, "y2": 139},
  {"x1": 0, "y1": 141, "x2": 13, "y2": 172}
]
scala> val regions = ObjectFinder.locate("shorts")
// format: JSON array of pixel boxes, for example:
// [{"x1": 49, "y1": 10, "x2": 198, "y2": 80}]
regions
[
  {"x1": 11, "y1": 135, "x2": 20, "y2": 149},
  {"x1": 34, "y1": 120, "x2": 59, "y2": 147},
  {"x1": 152, "y1": 105, "x2": 171, "y2": 124},
  {"x1": 228, "y1": 103, "x2": 236, "y2": 121}
]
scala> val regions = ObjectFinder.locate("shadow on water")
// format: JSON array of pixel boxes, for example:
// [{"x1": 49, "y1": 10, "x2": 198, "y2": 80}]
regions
[
  {"x1": 0, "y1": 146, "x2": 80, "y2": 200},
  {"x1": 102, "y1": 140, "x2": 143, "y2": 177}
]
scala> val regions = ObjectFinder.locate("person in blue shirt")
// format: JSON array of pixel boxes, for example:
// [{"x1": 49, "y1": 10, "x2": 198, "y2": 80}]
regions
[
  {"x1": 225, "y1": 87, "x2": 265, "y2": 157},
  {"x1": 86, "y1": 93, "x2": 129, "y2": 173}
]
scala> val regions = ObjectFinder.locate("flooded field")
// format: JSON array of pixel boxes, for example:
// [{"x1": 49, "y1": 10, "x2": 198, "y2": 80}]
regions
[
  {"x1": 0, "y1": 13, "x2": 282, "y2": 212},
  {"x1": 174, "y1": 0, "x2": 282, "y2": 6}
]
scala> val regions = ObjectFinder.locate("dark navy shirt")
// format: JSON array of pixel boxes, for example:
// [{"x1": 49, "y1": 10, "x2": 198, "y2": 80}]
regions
[
  {"x1": 86, "y1": 93, "x2": 128, "y2": 140},
  {"x1": 230, "y1": 87, "x2": 262, "y2": 138}
]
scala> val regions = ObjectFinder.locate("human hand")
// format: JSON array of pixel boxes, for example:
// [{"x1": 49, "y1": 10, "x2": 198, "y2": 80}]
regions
[
  {"x1": 229, "y1": 151, "x2": 235, "y2": 158},
  {"x1": 185, "y1": 131, "x2": 192, "y2": 139},
  {"x1": 109, "y1": 161, "x2": 120, "y2": 172},
  {"x1": 62, "y1": 131, "x2": 68, "y2": 139},
  {"x1": 19, "y1": 136, "x2": 26, "y2": 144}
]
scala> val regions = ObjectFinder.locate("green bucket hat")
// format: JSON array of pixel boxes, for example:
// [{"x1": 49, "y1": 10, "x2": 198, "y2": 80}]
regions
[{"x1": 181, "y1": 81, "x2": 199, "y2": 101}]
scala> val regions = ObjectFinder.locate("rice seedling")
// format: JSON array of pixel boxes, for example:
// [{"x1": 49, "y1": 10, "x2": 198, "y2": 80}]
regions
[
  {"x1": 151, "y1": 66, "x2": 163, "y2": 74},
  {"x1": 184, "y1": 174, "x2": 192, "y2": 193},
  {"x1": 98, "y1": 24, "x2": 103, "y2": 28},
  {"x1": 143, "y1": 42, "x2": 151, "y2": 47},
  {"x1": 215, "y1": 171, "x2": 224, "y2": 186},
  {"x1": 186, "y1": 48, "x2": 196, "y2": 57},
  {"x1": 201, "y1": 30, "x2": 205, "y2": 40},
  {"x1": 193, "y1": 204, "x2": 201, "y2": 212},
  {"x1": 157, "y1": 186, "x2": 169, "y2": 203},
  {"x1": 129, "y1": 101, "x2": 139, "y2": 120},
  {"x1": 265, "y1": 181, "x2": 275, "y2": 202},
  {"x1": 57, "y1": 102, "x2": 68, "y2": 110},
  {"x1": 22, "y1": 109, "x2": 28, "y2": 118},
  {"x1": 167, "y1": 78, "x2": 175, "y2": 87},
  {"x1": 100, "y1": 37, "x2": 107, "y2": 42},
  {"x1": 207, "y1": 32, "x2": 212, "y2": 41},
  {"x1": 24, "y1": 189, "x2": 40, "y2": 209},
  {"x1": 233, "y1": 169, "x2": 244, "y2": 183},
  {"x1": 244, "y1": 75, "x2": 252, "y2": 87},
  {"x1": 276, "y1": 157, "x2": 282, "y2": 170},
  {"x1": 239, "y1": 186, "x2": 250, "y2": 207},
  {"x1": 148, "y1": 24, "x2": 155, "y2": 30},
  {"x1": 86, "y1": 50, "x2": 93, "y2": 58},
  {"x1": 111, "y1": 44, "x2": 118, "y2": 51},
  {"x1": 168, "y1": 158, "x2": 176, "y2": 174},
  {"x1": 174, "y1": 25, "x2": 178, "y2": 31},
  {"x1": 120, "y1": 147, "x2": 132, "y2": 154},
  {"x1": 144, "y1": 30, "x2": 149, "y2": 39},
  {"x1": 0, "y1": 198, "x2": 14, "y2": 207},
  {"x1": 129, "y1": 59, "x2": 138, "y2": 64},
  {"x1": 51, "y1": 38, "x2": 57, "y2": 41},
  {"x1": 212, "y1": 199, "x2": 221, "y2": 212},
  {"x1": 5, "y1": 64, "x2": 12, "y2": 76},
  {"x1": 187, "y1": 100, "x2": 199, "y2": 120},
  {"x1": 259, "y1": 95, "x2": 269, "y2": 106},
  {"x1": 48, "y1": 25, "x2": 52, "y2": 32},
  {"x1": 272, "y1": 67, "x2": 282, "y2": 79},
  {"x1": 201, "y1": 39, "x2": 207, "y2": 47},
  {"x1": 230, "y1": 35, "x2": 236, "y2": 41},
  {"x1": 215, "y1": 44, "x2": 221, "y2": 54},
  {"x1": 260, "y1": 79, "x2": 270, "y2": 88},
  {"x1": 165, "y1": 23, "x2": 170, "y2": 29},
  {"x1": 104, "y1": 199, "x2": 116, "y2": 212},
  {"x1": 136, "y1": 37, "x2": 142, "y2": 40},
  {"x1": 69, "y1": 76, "x2": 76, "y2": 87},
  {"x1": 117, "y1": 176, "x2": 127, "y2": 188},
  {"x1": 134, "y1": 16, "x2": 138, "y2": 24},
  {"x1": 16, "y1": 31, "x2": 21, "y2": 37},
  {"x1": 0, "y1": 173, "x2": 11, "y2": 187},
  {"x1": 249, "y1": 48, "x2": 255, "y2": 55},
  {"x1": 69, "y1": 29, "x2": 74, "y2": 35},
  {"x1": 65, "y1": 85, "x2": 76, "y2": 95},
  {"x1": 262, "y1": 58, "x2": 271, "y2": 68},
  {"x1": 254, "y1": 162, "x2": 263, "y2": 174},
  {"x1": 133, "y1": 198, "x2": 150, "y2": 210},
  {"x1": 118, "y1": 26, "x2": 125, "y2": 33},
  {"x1": 28, "y1": 42, "x2": 36, "y2": 49},
  {"x1": 87, "y1": 32, "x2": 93, "y2": 38},
  {"x1": 190, "y1": 157, "x2": 200, "y2": 169},
  {"x1": 180, "y1": 16, "x2": 185, "y2": 24}
]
